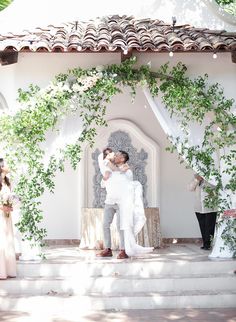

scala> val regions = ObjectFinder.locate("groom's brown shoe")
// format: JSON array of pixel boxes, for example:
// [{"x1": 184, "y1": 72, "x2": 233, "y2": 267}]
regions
[
  {"x1": 96, "y1": 248, "x2": 113, "y2": 257},
  {"x1": 117, "y1": 249, "x2": 129, "y2": 259}
]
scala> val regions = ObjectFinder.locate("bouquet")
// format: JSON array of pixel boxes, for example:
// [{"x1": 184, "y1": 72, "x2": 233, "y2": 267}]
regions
[
  {"x1": 223, "y1": 209, "x2": 236, "y2": 218},
  {"x1": 0, "y1": 192, "x2": 19, "y2": 218}
]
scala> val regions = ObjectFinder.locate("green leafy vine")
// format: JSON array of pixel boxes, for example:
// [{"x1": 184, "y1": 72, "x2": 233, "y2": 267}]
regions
[{"x1": 0, "y1": 57, "x2": 235, "y2": 254}]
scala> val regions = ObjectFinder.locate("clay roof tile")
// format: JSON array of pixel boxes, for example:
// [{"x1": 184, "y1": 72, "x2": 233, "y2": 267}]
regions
[{"x1": 0, "y1": 15, "x2": 235, "y2": 53}]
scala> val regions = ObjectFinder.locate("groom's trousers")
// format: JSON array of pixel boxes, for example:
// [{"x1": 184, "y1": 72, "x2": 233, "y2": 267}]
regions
[{"x1": 103, "y1": 203, "x2": 125, "y2": 249}]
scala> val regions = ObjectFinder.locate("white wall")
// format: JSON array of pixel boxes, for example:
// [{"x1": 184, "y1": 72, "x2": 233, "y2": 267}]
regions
[
  {"x1": 0, "y1": 50, "x2": 235, "y2": 239},
  {"x1": 0, "y1": 64, "x2": 17, "y2": 111},
  {"x1": 0, "y1": 0, "x2": 235, "y2": 33}
]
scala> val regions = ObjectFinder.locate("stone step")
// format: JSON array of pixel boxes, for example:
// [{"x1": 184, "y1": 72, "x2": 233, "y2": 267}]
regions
[
  {"x1": 1, "y1": 291, "x2": 235, "y2": 311},
  {"x1": 16, "y1": 259, "x2": 236, "y2": 278},
  {"x1": 1, "y1": 274, "x2": 235, "y2": 295}
]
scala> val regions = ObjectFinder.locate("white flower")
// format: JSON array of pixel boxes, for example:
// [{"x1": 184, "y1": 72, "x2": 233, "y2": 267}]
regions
[
  {"x1": 62, "y1": 84, "x2": 70, "y2": 92},
  {"x1": 0, "y1": 192, "x2": 10, "y2": 204},
  {"x1": 96, "y1": 65, "x2": 104, "y2": 72},
  {"x1": 72, "y1": 83, "x2": 83, "y2": 92}
]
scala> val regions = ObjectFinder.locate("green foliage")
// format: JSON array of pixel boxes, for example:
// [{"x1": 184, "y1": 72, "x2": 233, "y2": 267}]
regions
[
  {"x1": 161, "y1": 62, "x2": 235, "y2": 253},
  {"x1": 216, "y1": 0, "x2": 234, "y2": 5},
  {"x1": 219, "y1": 217, "x2": 236, "y2": 256},
  {"x1": 0, "y1": 0, "x2": 12, "y2": 11},
  {"x1": 215, "y1": 0, "x2": 236, "y2": 16},
  {"x1": 0, "y1": 57, "x2": 235, "y2": 254}
]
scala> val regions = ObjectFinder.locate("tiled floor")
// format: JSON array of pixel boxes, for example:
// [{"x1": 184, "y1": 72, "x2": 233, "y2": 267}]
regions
[
  {"x1": 0, "y1": 308, "x2": 235, "y2": 322},
  {"x1": 39, "y1": 243, "x2": 233, "y2": 263}
]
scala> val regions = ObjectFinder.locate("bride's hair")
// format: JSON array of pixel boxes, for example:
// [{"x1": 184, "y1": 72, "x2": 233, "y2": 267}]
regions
[
  {"x1": 0, "y1": 158, "x2": 11, "y2": 191},
  {"x1": 0, "y1": 158, "x2": 4, "y2": 168},
  {"x1": 103, "y1": 147, "x2": 113, "y2": 159}
]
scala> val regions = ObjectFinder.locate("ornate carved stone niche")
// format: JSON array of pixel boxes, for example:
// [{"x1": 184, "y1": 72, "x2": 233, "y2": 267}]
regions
[
  {"x1": 83, "y1": 119, "x2": 160, "y2": 208},
  {"x1": 92, "y1": 130, "x2": 148, "y2": 207}
]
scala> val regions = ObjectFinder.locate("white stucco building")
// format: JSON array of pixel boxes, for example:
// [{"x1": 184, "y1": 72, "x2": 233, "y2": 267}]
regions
[{"x1": 0, "y1": 0, "x2": 235, "y2": 247}]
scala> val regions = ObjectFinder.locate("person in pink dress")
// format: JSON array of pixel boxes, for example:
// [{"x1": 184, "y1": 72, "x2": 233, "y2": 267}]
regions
[{"x1": 0, "y1": 159, "x2": 16, "y2": 279}]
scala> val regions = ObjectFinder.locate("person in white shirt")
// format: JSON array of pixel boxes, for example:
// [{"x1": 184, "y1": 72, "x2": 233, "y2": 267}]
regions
[
  {"x1": 96, "y1": 148, "x2": 153, "y2": 259},
  {"x1": 189, "y1": 174, "x2": 217, "y2": 250}
]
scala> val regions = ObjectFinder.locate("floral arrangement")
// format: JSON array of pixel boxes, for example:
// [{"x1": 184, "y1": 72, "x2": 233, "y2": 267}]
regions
[
  {"x1": 0, "y1": 192, "x2": 19, "y2": 217},
  {"x1": 223, "y1": 209, "x2": 236, "y2": 218}
]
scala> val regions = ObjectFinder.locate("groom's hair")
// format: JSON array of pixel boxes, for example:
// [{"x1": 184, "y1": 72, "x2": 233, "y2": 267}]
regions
[{"x1": 118, "y1": 150, "x2": 129, "y2": 163}]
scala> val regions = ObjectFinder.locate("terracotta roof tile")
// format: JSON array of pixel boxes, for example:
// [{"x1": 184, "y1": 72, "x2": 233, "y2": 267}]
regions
[{"x1": 0, "y1": 15, "x2": 235, "y2": 53}]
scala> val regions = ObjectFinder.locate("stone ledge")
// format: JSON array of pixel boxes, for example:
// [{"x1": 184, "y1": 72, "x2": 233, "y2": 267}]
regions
[
  {"x1": 43, "y1": 239, "x2": 81, "y2": 246},
  {"x1": 163, "y1": 238, "x2": 202, "y2": 245},
  {"x1": 42, "y1": 238, "x2": 202, "y2": 246},
  {"x1": 80, "y1": 207, "x2": 162, "y2": 249}
]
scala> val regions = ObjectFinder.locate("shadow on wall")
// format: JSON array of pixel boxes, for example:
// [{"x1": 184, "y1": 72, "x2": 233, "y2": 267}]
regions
[{"x1": 0, "y1": 92, "x2": 8, "y2": 110}]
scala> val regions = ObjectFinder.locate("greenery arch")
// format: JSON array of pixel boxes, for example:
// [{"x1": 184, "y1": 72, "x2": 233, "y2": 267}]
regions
[
  {"x1": 0, "y1": 57, "x2": 235, "y2": 253},
  {"x1": 215, "y1": 0, "x2": 236, "y2": 16}
]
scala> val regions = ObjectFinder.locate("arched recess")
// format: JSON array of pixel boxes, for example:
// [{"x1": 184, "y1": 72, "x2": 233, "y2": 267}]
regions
[
  {"x1": 80, "y1": 118, "x2": 161, "y2": 209},
  {"x1": 0, "y1": 92, "x2": 8, "y2": 110}
]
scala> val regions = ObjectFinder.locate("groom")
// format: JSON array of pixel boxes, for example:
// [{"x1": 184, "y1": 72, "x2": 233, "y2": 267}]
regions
[{"x1": 96, "y1": 150, "x2": 133, "y2": 259}]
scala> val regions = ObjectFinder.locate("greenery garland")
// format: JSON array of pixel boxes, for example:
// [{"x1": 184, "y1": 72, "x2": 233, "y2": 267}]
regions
[
  {"x1": 215, "y1": 0, "x2": 236, "y2": 16},
  {"x1": 0, "y1": 56, "x2": 235, "y2": 254}
]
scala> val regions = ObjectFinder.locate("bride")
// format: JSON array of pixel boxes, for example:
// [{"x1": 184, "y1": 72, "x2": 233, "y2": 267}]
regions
[
  {"x1": 98, "y1": 148, "x2": 153, "y2": 257},
  {"x1": 0, "y1": 160, "x2": 17, "y2": 279}
]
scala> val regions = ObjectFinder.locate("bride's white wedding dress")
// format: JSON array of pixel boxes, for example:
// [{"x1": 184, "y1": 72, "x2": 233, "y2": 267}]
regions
[
  {"x1": 98, "y1": 153, "x2": 154, "y2": 256},
  {"x1": 0, "y1": 184, "x2": 17, "y2": 279}
]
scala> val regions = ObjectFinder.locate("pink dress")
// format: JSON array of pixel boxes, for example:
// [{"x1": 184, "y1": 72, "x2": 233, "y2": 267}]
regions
[{"x1": 0, "y1": 184, "x2": 16, "y2": 279}]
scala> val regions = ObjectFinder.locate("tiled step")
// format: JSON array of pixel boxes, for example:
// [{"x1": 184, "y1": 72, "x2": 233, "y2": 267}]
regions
[
  {"x1": 16, "y1": 259, "x2": 236, "y2": 277},
  {"x1": 3, "y1": 247, "x2": 235, "y2": 310},
  {"x1": 1, "y1": 274, "x2": 235, "y2": 295},
  {"x1": 1, "y1": 291, "x2": 236, "y2": 311}
]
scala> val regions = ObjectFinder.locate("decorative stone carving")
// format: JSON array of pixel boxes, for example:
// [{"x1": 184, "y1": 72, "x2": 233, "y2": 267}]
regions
[{"x1": 92, "y1": 130, "x2": 148, "y2": 208}]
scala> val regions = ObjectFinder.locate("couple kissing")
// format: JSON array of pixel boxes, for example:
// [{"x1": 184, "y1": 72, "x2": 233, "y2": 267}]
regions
[{"x1": 96, "y1": 148, "x2": 153, "y2": 259}]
